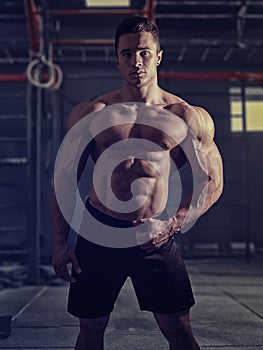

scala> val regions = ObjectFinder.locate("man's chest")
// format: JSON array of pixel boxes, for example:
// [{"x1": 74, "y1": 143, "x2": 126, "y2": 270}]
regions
[{"x1": 89, "y1": 103, "x2": 186, "y2": 152}]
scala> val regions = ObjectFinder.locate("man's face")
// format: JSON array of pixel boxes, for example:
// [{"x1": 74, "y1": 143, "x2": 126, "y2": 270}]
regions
[{"x1": 116, "y1": 32, "x2": 163, "y2": 87}]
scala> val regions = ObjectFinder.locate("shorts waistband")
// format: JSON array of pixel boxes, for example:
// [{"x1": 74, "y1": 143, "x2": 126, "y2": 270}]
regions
[{"x1": 85, "y1": 199, "x2": 135, "y2": 228}]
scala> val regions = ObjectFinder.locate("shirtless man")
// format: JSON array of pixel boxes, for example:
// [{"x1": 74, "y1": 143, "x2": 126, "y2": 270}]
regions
[{"x1": 51, "y1": 17, "x2": 223, "y2": 350}]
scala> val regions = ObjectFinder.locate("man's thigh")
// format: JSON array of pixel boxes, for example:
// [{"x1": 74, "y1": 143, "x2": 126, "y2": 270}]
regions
[
  {"x1": 130, "y1": 237, "x2": 195, "y2": 314},
  {"x1": 68, "y1": 236, "x2": 128, "y2": 318}
]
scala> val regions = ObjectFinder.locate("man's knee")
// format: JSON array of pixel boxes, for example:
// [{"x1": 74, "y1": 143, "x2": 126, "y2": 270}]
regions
[
  {"x1": 153, "y1": 309, "x2": 191, "y2": 334},
  {"x1": 79, "y1": 314, "x2": 110, "y2": 335},
  {"x1": 154, "y1": 310, "x2": 200, "y2": 350}
]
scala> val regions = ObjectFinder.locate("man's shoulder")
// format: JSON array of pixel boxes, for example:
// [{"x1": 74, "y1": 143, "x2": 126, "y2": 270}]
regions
[
  {"x1": 162, "y1": 91, "x2": 195, "y2": 118},
  {"x1": 185, "y1": 104, "x2": 214, "y2": 140},
  {"x1": 66, "y1": 90, "x2": 121, "y2": 131},
  {"x1": 66, "y1": 101, "x2": 104, "y2": 131},
  {"x1": 168, "y1": 99, "x2": 214, "y2": 140}
]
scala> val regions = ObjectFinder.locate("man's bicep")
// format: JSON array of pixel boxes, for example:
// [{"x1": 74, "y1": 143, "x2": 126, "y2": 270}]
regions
[
  {"x1": 77, "y1": 139, "x2": 95, "y2": 181},
  {"x1": 61, "y1": 103, "x2": 99, "y2": 179},
  {"x1": 185, "y1": 107, "x2": 219, "y2": 177},
  {"x1": 180, "y1": 131, "x2": 210, "y2": 183}
]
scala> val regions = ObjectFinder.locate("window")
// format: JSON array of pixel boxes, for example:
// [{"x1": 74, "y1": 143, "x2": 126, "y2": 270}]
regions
[
  {"x1": 230, "y1": 87, "x2": 263, "y2": 132},
  {"x1": 86, "y1": 0, "x2": 130, "y2": 6},
  {"x1": 230, "y1": 87, "x2": 243, "y2": 132},
  {"x1": 230, "y1": 86, "x2": 263, "y2": 132}
]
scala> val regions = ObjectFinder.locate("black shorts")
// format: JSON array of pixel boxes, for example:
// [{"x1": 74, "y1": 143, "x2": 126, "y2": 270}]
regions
[{"x1": 68, "y1": 203, "x2": 195, "y2": 319}]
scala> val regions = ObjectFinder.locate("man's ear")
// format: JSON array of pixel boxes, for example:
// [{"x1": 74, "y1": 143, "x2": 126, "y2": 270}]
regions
[
  {"x1": 116, "y1": 56, "x2": 119, "y2": 67},
  {"x1": 157, "y1": 50, "x2": 163, "y2": 65}
]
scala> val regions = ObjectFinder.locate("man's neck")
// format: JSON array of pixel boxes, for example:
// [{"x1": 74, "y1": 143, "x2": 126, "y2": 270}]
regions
[{"x1": 121, "y1": 82, "x2": 164, "y2": 105}]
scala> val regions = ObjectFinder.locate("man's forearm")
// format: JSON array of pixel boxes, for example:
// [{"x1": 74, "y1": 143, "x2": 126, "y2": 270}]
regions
[
  {"x1": 50, "y1": 187, "x2": 70, "y2": 246},
  {"x1": 174, "y1": 175, "x2": 223, "y2": 231}
]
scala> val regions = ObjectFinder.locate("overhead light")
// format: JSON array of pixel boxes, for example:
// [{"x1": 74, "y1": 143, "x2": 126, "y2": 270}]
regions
[{"x1": 86, "y1": 0, "x2": 129, "y2": 6}]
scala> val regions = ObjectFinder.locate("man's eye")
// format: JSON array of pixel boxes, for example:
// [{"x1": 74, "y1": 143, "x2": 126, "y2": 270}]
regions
[
  {"x1": 141, "y1": 51, "x2": 150, "y2": 57},
  {"x1": 122, "y1": 53, "x2": 131, "y2": 57}
]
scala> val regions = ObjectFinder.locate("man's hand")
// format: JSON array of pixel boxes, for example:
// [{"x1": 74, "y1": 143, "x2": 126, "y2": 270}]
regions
[
  {"x1": 135, "y1": 217, "x2": 181, "y2": 252},
  {"x1": 52, "y1": 243, "x2": 82, "y2": 283}
]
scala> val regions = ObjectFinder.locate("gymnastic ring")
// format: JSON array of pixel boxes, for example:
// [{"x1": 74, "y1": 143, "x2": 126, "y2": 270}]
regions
[
  {"x1": 26, "y1": 57, "x2": 56, "y2": 89},
  {"x1": 50, "y1": 63, "x2": 63, "y2": 91}
]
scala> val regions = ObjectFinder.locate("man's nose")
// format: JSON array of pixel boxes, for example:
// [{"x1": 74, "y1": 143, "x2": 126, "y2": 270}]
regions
[{"x1": 131, "y1": 53, "x2": 142, "y2": 67}]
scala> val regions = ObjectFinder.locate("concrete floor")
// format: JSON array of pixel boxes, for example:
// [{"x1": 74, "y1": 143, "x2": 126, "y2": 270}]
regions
[{"x1": 0, "y1": 256, "x2": 263, "y2": 349}]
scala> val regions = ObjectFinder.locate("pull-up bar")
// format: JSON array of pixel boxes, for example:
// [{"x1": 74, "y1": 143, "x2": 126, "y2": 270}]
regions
[{"x1": 1, "y1": 72, "x2": 262, "y2": 82}]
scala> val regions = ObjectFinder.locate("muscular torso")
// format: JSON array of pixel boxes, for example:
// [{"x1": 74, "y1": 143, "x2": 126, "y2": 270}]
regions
[{"x1": 85, "y1": 97, "x2": 188, "y2": 221}]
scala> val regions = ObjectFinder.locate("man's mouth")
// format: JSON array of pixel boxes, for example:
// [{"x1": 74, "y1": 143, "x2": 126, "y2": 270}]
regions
[{"x1": 130, "y1": 71, "x2": 145, "y2": 78}]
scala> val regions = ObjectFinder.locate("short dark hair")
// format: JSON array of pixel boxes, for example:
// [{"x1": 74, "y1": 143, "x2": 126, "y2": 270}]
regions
[{"x1": 115, "y1": 16, "x2": 161, "y2": 55}]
